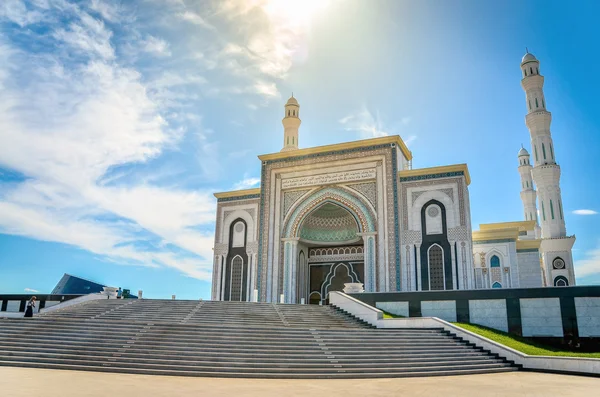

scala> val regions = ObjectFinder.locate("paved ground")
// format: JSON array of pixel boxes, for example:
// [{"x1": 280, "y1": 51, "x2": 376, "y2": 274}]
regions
[{"x1": 0, "y1": 367, "x2": 598, "y2": 396}]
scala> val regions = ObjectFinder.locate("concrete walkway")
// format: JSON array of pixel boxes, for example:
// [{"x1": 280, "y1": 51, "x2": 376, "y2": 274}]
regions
[{"x1": 0, "y1": 367, "x2": 598, "y2": 396}]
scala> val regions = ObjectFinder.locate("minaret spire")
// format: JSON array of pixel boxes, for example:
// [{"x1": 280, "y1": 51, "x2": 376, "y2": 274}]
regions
[
  {"x1": 281, "y1": 95, "x2": 301, "y2": 152},
  {"x1": 520, "y1": 51, "x2": 575, "y2": 286},
  {"x1": 517, "y1": 147, "x2": 537, "y2": 224}
]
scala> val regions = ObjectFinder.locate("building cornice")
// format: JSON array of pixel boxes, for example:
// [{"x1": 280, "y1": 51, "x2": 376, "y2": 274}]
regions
[
  {"x1": 516, "y1": 239, "x2": 541, "y2": 251},
  {"x1": 479, "y1": 220, "x2": 537, "y2": 232},
  {"x1": 398, "y1": 163, "x2": 471, "y2": 186},
  {"x1": 258, "y1": 135, "x2": 413, "y2": 162},
  {"x1": 472, "y1": 227, "x2": 519, "y2": 243},
  {"x1": 214, "y1": 188, "x2": 261, "y2": 202}
]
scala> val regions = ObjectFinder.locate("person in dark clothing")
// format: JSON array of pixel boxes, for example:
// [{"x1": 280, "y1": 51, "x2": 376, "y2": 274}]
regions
[{"x1": 24, "y1": 296, "x2": 36, "y2": 318}]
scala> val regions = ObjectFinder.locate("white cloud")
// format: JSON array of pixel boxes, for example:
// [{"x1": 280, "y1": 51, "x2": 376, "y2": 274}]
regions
[
  {"x1": 0, "y1": 0, "x2": 45, "y2": 27},
  {"x1": 575, "y1": 243, "x2": 600, "y2": 279},
  {"x1": 0, "y1": 5, "x2": 216, "y2": 281},
  {"x1": 89, "y1": 0, "x2": 123, "y2": 22},
  {"x1": 339, "y1": 106, "x2": 389, "y2": 138},
  {"x1": 340, "y1": 106, "x2": 415, "y2": 144},
  {"x1": 24, "y1": 288, "x2": 39, "y2": 293},
  {"x1": 573, "y1": 209, "x2": 598, "y2": 215},
  {"x1": 179, "y1": 10, "x2": 215, "y2": 30},
  {"x1": 141, "y1": 35, "x2": 171, "y2": 57},
  {"x1": 233, "y1": 176, "x2": 261, "y2": 190}
]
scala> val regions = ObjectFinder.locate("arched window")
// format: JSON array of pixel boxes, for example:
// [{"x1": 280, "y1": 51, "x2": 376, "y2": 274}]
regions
[
  {"x1": 536, "y1": 67, "x2": 539, "y2": 74},
  {"x1": 530, "y1": 212, "x2": 533, "y2": 221},
  {"x1": 287, "y1": 136, "x2": 289, "y2": 144},
  {"x1": 292, "y1": 137, "x2": 294, "y2": 145},
  {"x1": 542, "y1": 98, "x2": 545, "y2": 108},
  {"x1": 293, "y1": 110, "x2": 296, "y2": 116},
  {"x1": 229, "y1": 256, "x2": 244, "y2": 301},
  {"x1": 492, "y1": 282, "x2": 502, "y2": 289},
  {"x1": 535, "y1": 98, "x2": 539, "y2": 108},
  {"x1": 553, "y1": 276, "x2": 568, "y2": 287},
  {"x1": 534, "y1": 145, "x2": 539, "y2": 162},
  {"x1": 490, "y1": 255, "x2": 500, "y2": 268},
  {"x1": 526, "y1": 180, "x2": 529, "y2": 188},
  {"x1": 530, "y1": 67, "x2": 533, "y2": 74},
  {"x1": 288, "y1": 110, "x2": 290, "y2": 116},
  {"x1": 550, "y1": 199, "x2": 555, "y2": 219},
  {"x1": 428, "y1": 244, "x2": 444, "y2": 290},
  {"x1": 542, "y1": 143, "x2": 546, "y2": 160},
  {"x1": 524, "y1": 69, "x2": 527, "y2": 77},
  {"x1": 528, "y1": 100, "x2": 531, "y2": 110},
  {"x1": 550, "y1": 143, "x2": 554, "y2": 159}
]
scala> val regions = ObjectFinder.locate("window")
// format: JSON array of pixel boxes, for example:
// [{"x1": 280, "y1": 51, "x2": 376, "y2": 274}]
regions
[
  {"x1": 288, "y1": 110, "x2": 290, "y2": 116},
  {"x1": 293, "y1": 110, "x2": 296, "y2": 116},
  {"x1": 553, "y1": 276, "x2": 568, "y2": 287},
  {"x1": 230, "y1": 256, "x2": 244, "y2": 301},
  {"x1": 530, "y1": 212, "x2": 533, "y2": 221},
  {"x1": 492, "y1": 282, "x2": 502, "y2": 289},
  {"x1": 524, "y1": 69, "x2": 527, "y2": 77},
  {"x1": 542, "y1": 98, "x2": 545, "y2": 108},
  {"x1": 526, "y1": 180, "x2": 529, "y2": 188},
  {"x1": 535, "y1": 98, "x2": 539, "y2": 108},
  {"x1": 530, "y1": 67, "x2": 533, "y2": 74},
  {"x1": 536, "y1": 67, "x2": 539, "y2": 74},
  {"x1": 292, "y1": 136, "x2": 294, "y2": 145},
  {"x1": 550, "y1": 199, "x2": 555, "y2": 219},
  {"x1": 559, "y1": 200, "x2": 564, "y2": 219},
  {"x1": 550, "y1": 143, "x2": 554, "y2": 159},
  {"x1": 490, "y1": 255, "x2": 500, "y2": 268},
  {"x1": 552, "y1": 257, "x2": 565, "y2": 269},
  {"x1": 528, "y1": 100, "x2": 531, "y2": 110},
  {"x1": 542, "y1": 200, "x2": 546, "y2": 221},
  {"x1": 534, "y1": 145, "x2": 539, "y2": 162},
  {"x1": 428, "y1": 245, "x2": 444, "y2": 290},
  {"x1": 542, "y1": 143, "x2": 546, "y2": 160}
]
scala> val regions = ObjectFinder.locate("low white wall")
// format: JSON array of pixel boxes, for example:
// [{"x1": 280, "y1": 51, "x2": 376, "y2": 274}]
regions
[
  {"x1": 469, "y1": 299, "x2": 508, "y2": 332},
  {"x1": 329, "y1": 291, "x2": 382, "y2": 325},
  {"x1": 421, "y1": 300, "x2": 456, "y2": 322},
  {"x1": 376, "y1": 301, "x2": 409, "y2": 317},
  {"x1": 575, "y1": 297, "x2": 600, "y2": 337},
  {"x1": 334, "y1": 292, "x2": 600, "y2": 376},
  {"x1": 40, "y1": 293, "x2": 107, "y2": 314},
  {"x1": 6, "y1": 301, "x2": 20, "y2": 312},
  {"x1": 520, "y1": 298, "x2": 563, "y2": 337}
]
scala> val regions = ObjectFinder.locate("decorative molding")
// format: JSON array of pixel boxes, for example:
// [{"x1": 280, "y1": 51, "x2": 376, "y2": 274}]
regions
[
  {"x1": 399, "y1": 163, "x2": 470, "y2": 185},
  {"x1": 473, "y1": 238, "x2": 516, "y2": 245},
  {"x1": 282, "y1": 189, "x2": 310, "y2": 216},
  {"x1": 282, "y1": 169, "x2": 376, "y2": 189},
  {"x1": 348, "y1": 182, "x2": 377, "y2": 209}
]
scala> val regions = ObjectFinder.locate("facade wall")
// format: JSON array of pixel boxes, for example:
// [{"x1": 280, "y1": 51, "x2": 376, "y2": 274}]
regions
[
  {"x1": 421, "y1": 300, "x2": 457, "y2": 322},
  {"x1": 520, "y1": 297, "x2": 563, "y2": 337},
  {"x1": 517, "y1": 251, "x2": 543, "y2": 288},
  {"x1": 575, "y1": 297, "x2": 600, "y2": 337},
  {"x1": 469, "y1": 299, "x2": 508, "y2": 332}
]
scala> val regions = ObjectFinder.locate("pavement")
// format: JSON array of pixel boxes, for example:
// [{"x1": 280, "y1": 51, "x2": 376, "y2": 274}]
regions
[{"x1": 0, "y1": 367, "x2": 598, "y2": 397}]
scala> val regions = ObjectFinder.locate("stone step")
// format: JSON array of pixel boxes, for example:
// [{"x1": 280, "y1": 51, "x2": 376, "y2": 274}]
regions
[{"x1": 0, "y1": 359, "x2": 517, "y2": 379}]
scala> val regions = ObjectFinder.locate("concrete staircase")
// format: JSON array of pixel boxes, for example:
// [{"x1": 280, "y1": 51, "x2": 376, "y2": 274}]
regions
[{"x1": 0, "y1": 299, "x2": 518, "y2": 378}]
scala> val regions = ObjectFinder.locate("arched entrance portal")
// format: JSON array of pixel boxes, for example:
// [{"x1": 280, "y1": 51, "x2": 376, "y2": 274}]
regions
[{"x1": 282, "y1": 188, "x2": 377, "y2": 304}]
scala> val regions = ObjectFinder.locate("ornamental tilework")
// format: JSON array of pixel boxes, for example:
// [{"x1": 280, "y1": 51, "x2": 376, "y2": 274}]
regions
[
  {"x1": 283, "y1": 189, "x2": 311, "y2": 216},
  {"x1": 401, "y1": 230, "x2": 422, "y2": 245},
  {"x1": 257, "y1": 144, "x2": 399, "y2": 300},
  {"x1": 348, "y1": 182, "x2": 377, "y2": 209},
  {"x1": 448, "y1": 226, "x2": 470, "y2": 242}
]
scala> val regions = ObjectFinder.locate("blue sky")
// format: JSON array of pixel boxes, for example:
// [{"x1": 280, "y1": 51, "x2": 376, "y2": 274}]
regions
[{"x1": 0, "y1": 0, "x2": 599, "y2": 299}]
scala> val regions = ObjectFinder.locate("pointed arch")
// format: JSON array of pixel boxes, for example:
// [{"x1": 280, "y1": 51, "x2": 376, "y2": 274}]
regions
[
  {"x1": 283, "y1": 186, "x2": 376, "y2": 238},
  {"x1": 427, "y1": 243, "x2": 445, "y2": 290}
]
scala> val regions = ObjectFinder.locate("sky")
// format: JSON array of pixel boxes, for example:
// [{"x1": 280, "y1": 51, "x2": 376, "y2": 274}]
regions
[{"x1": 0, "y1": 0, "x2": 599, "y2": 299}]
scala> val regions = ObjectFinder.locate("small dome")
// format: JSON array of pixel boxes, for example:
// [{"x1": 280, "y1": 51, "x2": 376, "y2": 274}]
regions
[
  {"x1": 522, "y1": 52, "x2": 537, "y2": 63},
  {"x1": 286, "y1": 96, "x2": 298, "y2": 106},
  {"x1": 518, "y1": 147, "x2": 529, "y2": 157}
]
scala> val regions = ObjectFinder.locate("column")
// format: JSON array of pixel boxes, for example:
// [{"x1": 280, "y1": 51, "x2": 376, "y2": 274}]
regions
[
  {"x1": 359, "y1": 232, "x2": 377, "y2": 292},
  {"x1": 416, "y1": 244, "x2": 422, "y2": 291},
  {"x1": 220, "y1": 254, "x2": 227, "y2": 300},
  {"x1": 450, "y1": 241, "x2": 457, "y2": 290},
  {"x1": 282, "y1": 238, "x2": 299, "y2": 303}
]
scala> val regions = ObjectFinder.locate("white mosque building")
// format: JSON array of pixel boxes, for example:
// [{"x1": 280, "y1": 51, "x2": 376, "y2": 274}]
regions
[{"x1": 211, "y1": 52, "x2": 576, "y2": 303}]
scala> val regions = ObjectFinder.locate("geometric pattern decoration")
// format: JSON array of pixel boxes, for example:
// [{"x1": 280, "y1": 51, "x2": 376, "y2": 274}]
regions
[
  {"x1": 284, "y1": 186, "x2": 376, "y2": 238},
  {"x1": 348, "y1": 182, "x2": 377, "y2": 209},
  {"x1": 299, "y1": 203, "x2": 359, "y2": 243},
  {"x1": 283, "y1": 189, "x2": 311, "y2": 216}
]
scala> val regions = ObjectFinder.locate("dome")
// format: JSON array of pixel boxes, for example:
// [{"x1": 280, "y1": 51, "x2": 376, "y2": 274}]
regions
[
  {"x1": 286, "y1": 96, "x2": 298, "y2": 106},
  {"x1": 518, "y1": 147, "x2": 529, "y2": 157},
  {"x1": 522, "y1": 52, "x2": 537, "y2": 63},
  {"x1": 299, "y1": 203, "x2": 360, "y2": 244}
]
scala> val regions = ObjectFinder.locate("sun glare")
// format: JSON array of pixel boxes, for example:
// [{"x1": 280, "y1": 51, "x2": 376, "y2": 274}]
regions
[{"x1": 262, "y1": 0, "x2": 331, "y2": 28}]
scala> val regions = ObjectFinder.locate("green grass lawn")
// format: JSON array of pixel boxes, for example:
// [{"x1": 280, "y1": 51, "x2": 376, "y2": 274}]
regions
[
  {"x1": 454, "y1": 322, "x2": 600, "y2": 358},
  {"x1": 381, "y1": 310, "x2": 404, "y2": 319}
]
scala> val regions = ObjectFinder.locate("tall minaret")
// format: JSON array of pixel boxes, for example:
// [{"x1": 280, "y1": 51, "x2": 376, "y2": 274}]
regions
[
  {"x1": 520, "y1": 51, "x2": 575, "y2": 286},
  {"x1": 281, "y1": 95, "x2": 300, "y2": 152},
  {"x1": 517, "y1": 146, "x2": 538, "y2": 223}
]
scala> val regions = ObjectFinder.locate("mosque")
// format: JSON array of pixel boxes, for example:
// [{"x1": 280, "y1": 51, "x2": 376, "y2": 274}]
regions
[{"x1": 211, "y1": 52, "x2": 576, "y2": 304}]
